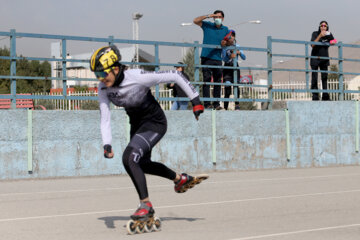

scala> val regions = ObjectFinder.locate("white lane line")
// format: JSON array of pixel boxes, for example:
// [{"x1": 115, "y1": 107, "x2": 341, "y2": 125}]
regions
[
  {"x1": 1, "y1": 173, "x2": 360, "y2": 197},
  {"x1": 0, "y1": 186, "x2": 148, "y2": 197},
  {"x1": 205, "y1": 173, "x2": 360, "y2": 186},
  {"x1": 1, "y1": 188, "x2": 360, "y2": 223},
  {"x1": 229, "y1": 223, "x2": 360, "y2": 240}
]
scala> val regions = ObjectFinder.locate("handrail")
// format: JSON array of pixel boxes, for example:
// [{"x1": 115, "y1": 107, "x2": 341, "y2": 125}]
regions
[{"x1": 1, "y1": 29, "x2": 360, "y2": 109}]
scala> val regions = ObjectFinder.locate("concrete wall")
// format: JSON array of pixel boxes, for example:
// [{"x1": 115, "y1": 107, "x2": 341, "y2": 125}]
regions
[{"x1": 0, "y1": 101, "x2": 359, "y2": 180}]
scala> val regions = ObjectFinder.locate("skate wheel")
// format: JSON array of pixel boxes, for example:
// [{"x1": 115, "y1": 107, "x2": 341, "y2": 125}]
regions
[
  {"x1": 195, "y1": 174, "x2": 209, "y2": 184},
  {"x1": 126, "y1": 220, "x2": 137, "y2": 235},
  {"x1": 136, "y1": 222, "x2": 145, "y2": 234},
  {"x1": 153, "y1": 217, "x2": 161, "y2": 231},
  {"x1": 144, "y1": 220, "x2": 153, "y2": 232}
]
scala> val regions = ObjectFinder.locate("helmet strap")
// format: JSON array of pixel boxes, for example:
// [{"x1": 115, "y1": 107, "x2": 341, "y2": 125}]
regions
[{"x1": 113, "y1": 64, "x2": 125, "y2": 87}]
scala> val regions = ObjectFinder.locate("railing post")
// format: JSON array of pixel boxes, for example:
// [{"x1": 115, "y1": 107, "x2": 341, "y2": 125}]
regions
[
  {"x1": 61, "y1": 39, "x2": 67, "y2": 98},
  {"x1": 27, "y1": 109, "x2": 33, "y2": 173},
  {"x1": 10, "y1": 29, "x2": 16, "y2": 109},
  {"x1": 305, "y1": 43, "x2": 310, "y2": 93},
  {"x1": 155, "y1": 44, "x2": 160, "y2": 100},
  {"x1": 212, "y1": 109, "x2": 217, "y2": 165},
  {"x1": 285, "y1": 108, "x2": 291, "y2": 162},
  {"x1": 194, "y1": 41, "x2": 200, "y2": 93},
  {"x1": 356, "y1": 100, "x2": 359, "y2": 153},
  {"x1": 233, "y1": 52, "x2": 238, "y2": 102},
  {"x1": 338, "y1": 42, "x2": 344, "y2": 101},
  {"x1": 267, "y1": 36, "x2": 273, "y2": 109}
]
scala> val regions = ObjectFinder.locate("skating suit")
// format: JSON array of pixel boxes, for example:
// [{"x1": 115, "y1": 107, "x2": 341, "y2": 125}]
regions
[{"x1": 98, "y1": 69, "x2": 199, "y2": 199}]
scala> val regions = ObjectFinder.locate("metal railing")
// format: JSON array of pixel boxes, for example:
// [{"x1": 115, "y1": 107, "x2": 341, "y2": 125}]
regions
[{"x1": 1, "y1": 29, "x2": 360, "y2": 109}]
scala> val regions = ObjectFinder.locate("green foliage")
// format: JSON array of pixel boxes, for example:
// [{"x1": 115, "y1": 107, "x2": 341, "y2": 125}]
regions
[
  {"x1": 0, "y1": 47, "x2": 51, "y2": 94},
  {"x1": 182, "y1": 48, "x2": 203, "y2": 83},
  {"x1": 328, "y1": 64, "x2": 339, "y2": 81},
  {"x1": 182, "y1": 47, "x2": 203, "y2": 97},
  {"x1": 81, "y1": 101, "x2": 99, "y2": 110},
  {"x1": 34, "y1": 99, "x2": 56, "y2": 110},
  {"x1": 237, "y1": 89, "x2": 257, "y2": 110},
  {"x1": 0, "y1": 47, "x2": 10, "y2": 94},
  {"x1": 74, "y1": 85, "x2": 89, "y2": 92}
]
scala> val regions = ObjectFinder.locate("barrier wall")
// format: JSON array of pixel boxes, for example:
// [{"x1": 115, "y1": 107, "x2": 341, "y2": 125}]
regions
[{"x1": 0, "y1": 101, "x2": 359, "y2": 180}]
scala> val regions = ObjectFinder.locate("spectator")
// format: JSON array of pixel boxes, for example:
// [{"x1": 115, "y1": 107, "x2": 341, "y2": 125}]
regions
[
  {"x1": 310, "y1": 20, "x2": 337, "y2": 101},
  {"x1": 193, "y1": 10, "x2": 229, "y2": 110},
  {"x1": 167, "y1": 62, "x2": 190, "y2": 110},
  {"x1": 221, "y1": 30, "x2": 246, "y2": 110}
]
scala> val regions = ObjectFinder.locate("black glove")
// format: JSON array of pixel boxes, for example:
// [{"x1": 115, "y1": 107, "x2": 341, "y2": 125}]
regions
[
  {"x1": 191, "y1": 96, "x2": 204, "y2": 121},
  {"x1": 103, "y1": 144, "x2": 112, "y2": 158}
]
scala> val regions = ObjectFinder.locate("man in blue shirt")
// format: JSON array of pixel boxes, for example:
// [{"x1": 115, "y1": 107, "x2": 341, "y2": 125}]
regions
[{"x1": 194, "y1": 10, "x2": 229, "y2": 109}]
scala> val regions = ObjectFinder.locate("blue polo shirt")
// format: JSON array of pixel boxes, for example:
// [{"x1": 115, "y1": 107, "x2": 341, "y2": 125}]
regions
[{"x1": 201, "y1": 21, "x2": 229, "y2": 61}]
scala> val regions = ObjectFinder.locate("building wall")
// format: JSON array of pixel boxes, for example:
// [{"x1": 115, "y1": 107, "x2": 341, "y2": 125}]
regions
[{"x1": 0, "y1": 101, "x2": 359, "y2": 180}]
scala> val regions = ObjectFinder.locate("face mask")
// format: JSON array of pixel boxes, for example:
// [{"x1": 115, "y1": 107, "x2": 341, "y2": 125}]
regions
[{"x1": 214, "y1": 18, "x2": 222, "y2": 26}]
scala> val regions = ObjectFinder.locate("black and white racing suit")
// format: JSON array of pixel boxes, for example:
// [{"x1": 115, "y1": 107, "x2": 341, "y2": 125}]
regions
[{"x1": 99, "y1": 69, "x2": 199, "y2": 200}]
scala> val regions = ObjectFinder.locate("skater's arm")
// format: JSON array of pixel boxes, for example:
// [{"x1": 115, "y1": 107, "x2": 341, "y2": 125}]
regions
[
  {"x1": 98, "y1": 83, "x2": 113, "y2": 157},
  {"x1": 139, "y1": 70, "x2": 204, "y2": 120},
  {"x1": 139, "y1": 70, "x2": 199, "y2": 100}
]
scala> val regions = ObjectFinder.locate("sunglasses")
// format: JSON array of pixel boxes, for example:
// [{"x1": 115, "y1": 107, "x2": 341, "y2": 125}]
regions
[
  {"x1": 94, "y1": 67, "x2": 114, "y2": 80},
  {"x1": 320, "y1": 24, "x2": 327, "y2": 27}
]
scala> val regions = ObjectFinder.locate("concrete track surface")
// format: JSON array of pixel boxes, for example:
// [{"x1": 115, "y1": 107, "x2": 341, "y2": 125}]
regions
[{"x1": 1, "y1": 166, "x2": 360, "y2": 240}]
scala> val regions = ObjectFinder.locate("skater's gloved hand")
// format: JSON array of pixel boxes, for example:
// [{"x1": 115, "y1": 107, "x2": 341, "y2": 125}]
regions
[
  {"x1": 103, "y1": 144, "x2": 114, "y2": 158},
  {"x1": 191, "y1": 96, "x2": 204, "y2": 121}
]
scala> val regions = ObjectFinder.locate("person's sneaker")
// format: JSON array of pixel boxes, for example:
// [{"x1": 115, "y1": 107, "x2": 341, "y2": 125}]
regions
[
  {"x1": 214, "y1": 105, "x2": 223, "y2": 110},
  {"x1": 235, "y1": 105, "x2": 241, "y2": 110},
  {"x1": 130, "y1": 201, "x2": 155, "y2": 221},
  {"x1": 174, "y1": 173, "x2": 194, "y2": 193}
]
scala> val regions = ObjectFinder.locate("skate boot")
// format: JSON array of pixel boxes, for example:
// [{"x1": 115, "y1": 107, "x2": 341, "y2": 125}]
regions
[
  {"x1": 174, "y1": 173, "x2": 209, "y2": 193},
  {"x1": 126, "y1": 201, "x2": 161, "y2": 234},
  {"x1": 131, "y1": 201, "x2": 154, "y2": 221}
]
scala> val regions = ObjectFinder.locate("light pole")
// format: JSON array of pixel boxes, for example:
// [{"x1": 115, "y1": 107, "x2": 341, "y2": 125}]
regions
[
  {"x1": 180, "y1": 23, "x2": 194, "y2": 58},
  {"x1": 132, "y1": 12, "x2": 143, "y2": 68},
  {"x1": 229, "y1": 20, "x2": 261, "y2": 28},
  {"x1": 180, "y1": 23, "x2": 193, "y2": 26}
]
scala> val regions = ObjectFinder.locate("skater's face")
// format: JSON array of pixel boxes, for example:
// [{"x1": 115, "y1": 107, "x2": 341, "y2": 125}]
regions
[{"x1": 96, "y1": 67, "x2": 119, "y2": 87}]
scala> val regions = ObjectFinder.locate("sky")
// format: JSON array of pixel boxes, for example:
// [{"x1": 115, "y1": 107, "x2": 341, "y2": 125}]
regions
[{"x1": 1, "y1": 0, "x2": 359, "y2": 68}]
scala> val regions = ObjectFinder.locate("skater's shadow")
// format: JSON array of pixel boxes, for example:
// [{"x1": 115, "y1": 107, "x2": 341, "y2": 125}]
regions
[{"x1": 98, "y1": 216, "x2": 204, "y2": 229}]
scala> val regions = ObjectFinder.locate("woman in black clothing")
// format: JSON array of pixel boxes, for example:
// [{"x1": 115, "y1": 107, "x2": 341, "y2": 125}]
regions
[{"x1": 310, "y1": 20, "x2": 336, "y2": 101}]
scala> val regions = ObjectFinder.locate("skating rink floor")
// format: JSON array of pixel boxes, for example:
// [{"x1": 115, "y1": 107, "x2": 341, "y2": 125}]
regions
[{"x1": 1, "y1": 166, "x2": 360, "y2": 240}]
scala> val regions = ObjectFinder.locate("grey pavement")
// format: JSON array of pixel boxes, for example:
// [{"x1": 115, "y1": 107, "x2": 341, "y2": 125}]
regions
[{"x1": 1, "y1": 166, "x2": 360, "y2": 240}]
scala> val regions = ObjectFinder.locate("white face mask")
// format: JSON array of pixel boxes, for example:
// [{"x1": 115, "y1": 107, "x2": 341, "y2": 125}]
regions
[{"x1": 214, "y1": 18, "x2": 222, "y2": 26}]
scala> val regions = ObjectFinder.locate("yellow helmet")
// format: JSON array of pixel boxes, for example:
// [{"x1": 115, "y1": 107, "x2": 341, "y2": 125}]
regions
[{"x1": 90, "y1": 45, "x2": 121, "y2": 72}]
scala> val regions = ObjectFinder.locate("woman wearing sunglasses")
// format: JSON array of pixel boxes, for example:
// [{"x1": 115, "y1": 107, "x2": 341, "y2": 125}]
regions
[
  {"x1": 89, "y1": 45, "x2": 205, "y2": 229},
  {"x1": 310, "y1": 20, "x2": 336, "y2": 101}
]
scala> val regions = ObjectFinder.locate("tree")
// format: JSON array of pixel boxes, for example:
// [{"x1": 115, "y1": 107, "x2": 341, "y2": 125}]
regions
[
  {"x1": 237, "y1": 89, "x2": 257, "y2": 110},
  {"x1": 328, "y1": 64, "x2": 339, "y2": 81},
  {"x1": 182, "y1": 47, "x2": 203, "y2": 83},
  {"x1": 0, "y1": 47, "x2": 10, "y2": 94},
  {"x1": 182, "y1": 47, "x2": 204, "y2": 100},
  {"x1": 328, "y1": 64, "x2": 340, "y2": 100},
  {"x1": 0, "y1": 47, "x2": 51, "y2": 94}
]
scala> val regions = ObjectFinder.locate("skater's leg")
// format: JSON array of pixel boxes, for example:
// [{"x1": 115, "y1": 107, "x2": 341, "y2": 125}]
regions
[
  {"x1": 123, "y1": 146, "x2": 149, "y2": 200},
  {"x1": 140, "y1": 157, "x2": 177, "y2": 180},
  {"x1": 123, "y1": 127, "x2": 165, "y2": 200}
]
